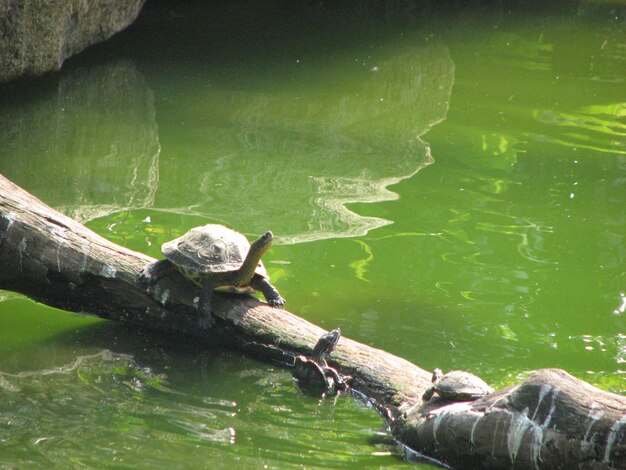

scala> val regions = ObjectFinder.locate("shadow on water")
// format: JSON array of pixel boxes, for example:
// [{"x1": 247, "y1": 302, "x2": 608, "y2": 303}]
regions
[
  {"x1": 0, "y1": 325, "x2": 247, "y2": 467},
  {"x1": 0, "y1": 318, "x2": 410, "y2": 469},
  {"x1": 44, "y1": 320, "x2": 230, "y2": 384}
]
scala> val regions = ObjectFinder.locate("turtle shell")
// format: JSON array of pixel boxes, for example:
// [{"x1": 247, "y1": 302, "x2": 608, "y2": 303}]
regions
[
  {"x1": 435, "y1": 370, "x2": 493, "y2": 400},
  {"x1": 292, "y1": 355, "x2": 351, "y2": 397},
  {"x1": 292, "y1": 355, "x2": 332, "y2": 397},
  {"x1": 162, "y1": 224, "x2": 268, "y2": 282}
]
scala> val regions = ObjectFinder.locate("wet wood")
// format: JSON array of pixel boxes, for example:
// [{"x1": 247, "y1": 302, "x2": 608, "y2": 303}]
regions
[
  {"x1": 0, "y1": 173, "x2": 624, "y2": 469},
  {"x1": 396, "y1": 368, "x2": 626, "y2": 468}
]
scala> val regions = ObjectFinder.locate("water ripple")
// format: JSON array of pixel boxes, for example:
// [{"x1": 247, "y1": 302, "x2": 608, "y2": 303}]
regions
[{"x1": 0, "y1": 351, "x2": 397, "y2": 468}]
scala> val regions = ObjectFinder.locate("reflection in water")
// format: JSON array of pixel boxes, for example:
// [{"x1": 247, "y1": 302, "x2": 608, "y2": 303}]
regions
[
  {"x1": 157, "y1": 44, "x2": 454, "y2": 244},
  {"x1": 533, "y1": 106, "x2": 626, "y2": 155},
  {"x1": 475, "y1": 213, "x2": 555, "y2": 264},
  {"x1": 349, "y1": 239, "x2": 374, "y2": 282},
  {"x1": 0, "y1": 60, "x2": 160, "y2": 222},
  {"x1": 489, "y1": 32, "x2": 554, "y2": 72},
  {"x1": 0, "y1": 44, "x2": 453, "y2": 245},
  {"x1": 0, "y1": 347, "x2": 387, "y2": 468},
  {"x1": 0, "y1": 351, "x2": 235, "y2": 466}
]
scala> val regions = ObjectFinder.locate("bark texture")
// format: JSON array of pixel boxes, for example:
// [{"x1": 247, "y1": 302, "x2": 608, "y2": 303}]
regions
[
  {"x1": 396, "y1": 369, "x2": 626, "y2": 468},
  {"x1": 0, "y1": 173, "x2": 624, "y2": 469}
]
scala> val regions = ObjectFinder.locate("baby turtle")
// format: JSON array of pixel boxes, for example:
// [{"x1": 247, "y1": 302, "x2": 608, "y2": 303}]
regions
[
  {"x1": 293, "y1": 328, "x2": 350, "y2": 396},
  {"x1": 422, "y1": 368, "x2": 493, "y2": 402},
  {"x1": 312, "y1": 328, "x2": 341, "y2": 365},
  {"x1": 138, "y1": 224, "x2": 285, "y2": 328}
]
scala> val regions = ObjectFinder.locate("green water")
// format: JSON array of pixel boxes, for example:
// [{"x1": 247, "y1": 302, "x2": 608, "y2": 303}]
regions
[{"x1": 0, "y1": 1, "x2": 624, "y2": 468}]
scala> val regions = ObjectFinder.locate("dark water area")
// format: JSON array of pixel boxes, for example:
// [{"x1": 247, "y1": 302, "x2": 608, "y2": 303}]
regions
[{"x1": 0, "y1": 1, "x2": 624, "y2": 467}]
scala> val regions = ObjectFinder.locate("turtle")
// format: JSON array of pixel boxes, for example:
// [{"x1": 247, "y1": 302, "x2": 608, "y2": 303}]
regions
[
  {"x1": 138, "y1": 224, "x2": 285, "y2": 328},
  {"x1": 292, "y1": 328, "x2": 351, "y2": 396},
  {"x1": 312, "y1": 327, "x2": 341, "y2": 365},
  {"x1": 422, "y1": 368, "x2": 493, "y2": 402}
]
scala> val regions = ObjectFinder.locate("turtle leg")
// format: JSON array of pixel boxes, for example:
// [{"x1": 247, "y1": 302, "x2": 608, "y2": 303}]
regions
[
  {"x1": 137, "y1": 259, "x2": 173, "y2": 286},
  {"x1": 422, "y1": 387, "x2": 436, "y2": 401},
  {"x1": 250, "y1": 275, "x2": 286, "y2": 308},
  {"x1": 197, "y1": 280, "x2": 216, "y2": 329}
]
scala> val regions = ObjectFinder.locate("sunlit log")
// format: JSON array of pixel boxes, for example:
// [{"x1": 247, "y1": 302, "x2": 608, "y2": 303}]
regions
[
  {"x1": 0, "y1": 173, "x2": 624, "y2": 469},
  {"x1": 396, "y1": 368, "x2": 626, "y2": 468}
]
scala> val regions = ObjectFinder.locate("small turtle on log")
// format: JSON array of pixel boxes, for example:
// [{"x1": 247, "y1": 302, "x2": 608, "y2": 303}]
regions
[
  {"x1": 422, "y1": 368, "x2": 493, "y2": 402},
  {"x1": 293, "y1": 328, "x2": 351, "y2": 396},
  {"x1": 138, "y1": 224, "x2": 285, "y2": 328},
  {"x1": 312, "y1": 327, "x2": 341, "y2": 365}
]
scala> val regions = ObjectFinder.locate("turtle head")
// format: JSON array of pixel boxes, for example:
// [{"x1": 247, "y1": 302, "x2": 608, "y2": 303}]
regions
[
  {"x1": 312, "y1": 328, "x2": 342, "y2": 364},
  {"x1": 238, "y1": 231, "x2": 274, "y2": 284},
  {"x1": 249, "y1": 231, "x2": 273, "y2": 256},
  {"x1": 258, "y1": 231, "x2": 273, "y2": 244},
  {"x1": 432, "y1": 368, "x2": 443, "y2": 383},
  {"x1": 328, "y1": 328, "x2": 341, "y2": 345}
]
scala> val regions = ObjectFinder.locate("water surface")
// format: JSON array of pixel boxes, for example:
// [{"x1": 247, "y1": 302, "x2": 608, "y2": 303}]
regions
[{"x1": 0, "y1": 1, "x2": 624, "y2": 468}]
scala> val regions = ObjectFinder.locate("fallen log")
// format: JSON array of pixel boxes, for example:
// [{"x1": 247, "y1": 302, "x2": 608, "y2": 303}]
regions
[{"x1": 0, "y1": 172, "x2": 624, "y2": 469}]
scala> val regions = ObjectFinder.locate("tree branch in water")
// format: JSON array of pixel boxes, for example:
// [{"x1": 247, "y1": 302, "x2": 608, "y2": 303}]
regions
[{"x1": 0, "y1": 173, "x2": 623, "y2": 469}]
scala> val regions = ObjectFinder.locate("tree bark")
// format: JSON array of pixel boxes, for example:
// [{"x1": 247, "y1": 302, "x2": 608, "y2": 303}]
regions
[{"x1": 0, "y1": 173, "x2": 624, "y2": 469}]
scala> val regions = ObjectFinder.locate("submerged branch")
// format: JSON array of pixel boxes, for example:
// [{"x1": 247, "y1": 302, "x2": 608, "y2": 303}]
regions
[{"x1": 0, "y1": 173, "x2": 624, "y2": 469}]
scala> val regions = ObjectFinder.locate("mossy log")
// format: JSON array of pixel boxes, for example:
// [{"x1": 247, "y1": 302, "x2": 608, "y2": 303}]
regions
[{"x1": 0, "y1": 173, "x2": 624, "y2": 469}]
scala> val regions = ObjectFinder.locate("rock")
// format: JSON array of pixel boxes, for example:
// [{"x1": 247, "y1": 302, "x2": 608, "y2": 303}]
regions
[{"x1": 0, "y1": 0, "x2": 146, "y2": 83}]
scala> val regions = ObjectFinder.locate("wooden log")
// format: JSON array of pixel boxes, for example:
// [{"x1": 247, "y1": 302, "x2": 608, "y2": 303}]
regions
[
  {"x1": 396, "y1": 369, "x2": 626, "y2": 468},
  {"x1": 0, "y1": 172, "x2": 624, "y2": 469}
]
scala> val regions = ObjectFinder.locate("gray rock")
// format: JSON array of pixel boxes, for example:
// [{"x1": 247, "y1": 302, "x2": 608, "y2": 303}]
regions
[{"x1": 0, "y1": 0, "x2": 145, "y2": 83}]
